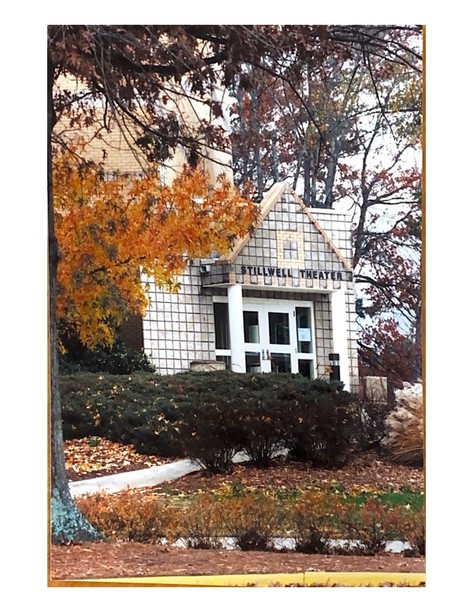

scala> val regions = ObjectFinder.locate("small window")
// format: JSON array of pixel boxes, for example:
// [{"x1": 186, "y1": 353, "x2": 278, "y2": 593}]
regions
[
  {"x1": 268, "y1": 312, "x2": 290, "y2": 345},
  {"x1": 244, "y1": 311, "x2": 260, "y2": 343},
  {"x1": 270, "y1": 352, "x2": 292, "y2": 373},
  {"x1": 298, "y1": 359, "x2": 313, "y2": 379},
  {"x1": 245, "y1": 351, "x2": 261, "y2": 373},
  {"x1": 283, "y1": 240, "x2": 298, "y2": 260}
]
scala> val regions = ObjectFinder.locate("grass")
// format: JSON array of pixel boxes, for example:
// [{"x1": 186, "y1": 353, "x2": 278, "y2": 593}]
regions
[{"x1": 347, "y1": 491, "x2": 424, "y2": 511}]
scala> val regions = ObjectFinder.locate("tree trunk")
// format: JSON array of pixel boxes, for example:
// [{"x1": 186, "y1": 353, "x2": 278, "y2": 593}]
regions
[
  {"x1": 249, "y1": 89, "x2": 263, "y2": 200},
  {"x1": 48, "y1": 56, "x2": 101, "y2": 544},
  {"x1": 270, "y1": 140, "x2": 280, "y2": 183},
  {"x1": 303, "y1": 148, "x2": 312, "y2": 205},
  {"x1": 324, "y1": 137, "x2": 341, "y2": 209}
]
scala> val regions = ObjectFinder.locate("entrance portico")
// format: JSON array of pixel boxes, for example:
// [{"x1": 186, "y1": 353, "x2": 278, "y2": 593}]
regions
[{"x1": 223, "y1": 292, "x2": 317, "y2": 377}]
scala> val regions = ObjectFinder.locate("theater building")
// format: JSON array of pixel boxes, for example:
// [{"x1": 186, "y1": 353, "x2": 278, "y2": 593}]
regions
[
  {"x1": 56, "y1": 83, "x2": 359, "y2": 391},
  {"x1": 139, "y1": 181, "x2": 359, "y2": 392}
]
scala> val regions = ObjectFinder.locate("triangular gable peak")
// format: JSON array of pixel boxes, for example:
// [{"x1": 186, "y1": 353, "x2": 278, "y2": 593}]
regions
[{"x1": 203, "y1": 182, "x2": 353, "y2": 291}]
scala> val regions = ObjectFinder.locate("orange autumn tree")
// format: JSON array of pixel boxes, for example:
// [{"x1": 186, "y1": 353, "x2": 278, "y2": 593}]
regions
[{"x1": 53, "y1": 146, "x2": 257, "y2": 350}]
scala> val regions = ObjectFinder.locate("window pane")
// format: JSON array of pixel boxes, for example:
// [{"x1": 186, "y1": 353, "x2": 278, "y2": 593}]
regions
[
  {"x1": 283, "y1": 240, "x2": 298, "y2": 259},
  {"x1": 298, "y1": 359, "x2": 313, "y2": 379},
  {"x1": 270, "y1": 353, "x2": 291, "y2": 373},
  {"x1": 268, "y1": 312, "x2": 290, "y2": 344},
  {"x1": 296, "y1": 306, "x2": 312, "y2": 353},
  {"x1": 214, "y1": 302, "x2": 230, "y2": 349},
  {"x1": 244, "y1": 311, "x2": 259, "y2": 343},
  {"x1": 245, "y1": 351, "x2": 261, "y2": 373}
]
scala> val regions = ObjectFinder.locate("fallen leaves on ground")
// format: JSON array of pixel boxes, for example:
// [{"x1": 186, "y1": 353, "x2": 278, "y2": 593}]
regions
[
  {"x1": 65, "y1": 437, "x2": 424, "y2": 496},
  {"x1": 64, "y1": 437, "x2": 173, "y2": 481},
  {"x1": 145, "y1": 451, "x2": 424, "y2": 498},
  {"x1": 56, "y1": 439, "x2": 425, "y2": 582},
  {"x1": 49, "y1": 542, "x2": 426, "y2": 582}
]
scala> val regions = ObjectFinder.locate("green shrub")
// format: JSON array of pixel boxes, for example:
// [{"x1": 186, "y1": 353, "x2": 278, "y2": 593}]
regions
[
  {"x1": 61, "y1": 372, "x2": 152, "y2": 443},
  {"x1": 60, "y1": 370, "x2": 359, "y2": 468},
  {"x1": 352, "y1": 399, "x2": 391, "y2": 451},
  {"x1": 175, "y1": 395, "x2": 241, "y2": 474},
  {"x1": 60, "y1": 372, "x2": 184, "y2": 454},
  {"x1": 59, "y1": 337, "x2": 156, "y2": 375},
  {"x1": 232, "y1": 394, "x2": 288, "y2": 468},
  {"x1": 287, "y1": 391, "x2": 357, "y2": 467}
]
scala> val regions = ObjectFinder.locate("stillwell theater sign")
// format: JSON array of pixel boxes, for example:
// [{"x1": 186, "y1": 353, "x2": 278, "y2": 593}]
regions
[{"x1": 240, "y1": 265, "x2": 352, "y2": 282}]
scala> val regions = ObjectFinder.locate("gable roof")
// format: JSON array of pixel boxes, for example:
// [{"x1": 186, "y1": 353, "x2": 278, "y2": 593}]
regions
[{"x1": 220, "y1": 181, "x2": 352, "y2": 272}]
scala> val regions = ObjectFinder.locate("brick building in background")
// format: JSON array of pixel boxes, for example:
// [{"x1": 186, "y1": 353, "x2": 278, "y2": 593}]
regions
[{"x1": 56, "y1": 76, "x2": 359, "y2": 391}]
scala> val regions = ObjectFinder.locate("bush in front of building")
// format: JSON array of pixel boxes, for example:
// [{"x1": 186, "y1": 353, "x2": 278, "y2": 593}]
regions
[
  {"x1": 148, "y1": 372, "x2": 298, "y2": 472},
  {"x1": 172, "y1": 393, "x2": 242, "y2": 473},
  {"x1": 60, "y1": 372, "x2": 188, "y2": 457},
  {"x1": 146, "y1": 371, "x2": 356, "y2": 472},
  {"x1": 286, "y1": 389, "x2": 357, "y2": 468},
  {"x1": 351, "y1": 399, "x2": 392, "y2": 451},
  {"x1": 59, "y1": 337, "x2": 156, "y2": 375},
  {"x1": 233, "y1": 395, "x2": 288, "y2": 468},
  {"x1": 60, "y1": 371, "x2": 359, "y2": 468},
  {"x1": 60, "y1": 371, "x2": 186, "y2": 453}
]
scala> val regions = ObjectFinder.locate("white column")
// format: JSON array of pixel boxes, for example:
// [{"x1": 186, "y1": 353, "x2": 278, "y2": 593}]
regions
[
  {"x1": 228, "y1": 284, "x2": 246, "y2": 373},
  {"x1": 330, "y1": 290, "x2": 351, "y2": 391}
]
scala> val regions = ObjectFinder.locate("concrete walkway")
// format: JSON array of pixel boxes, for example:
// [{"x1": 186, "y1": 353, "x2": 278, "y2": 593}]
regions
[
  {"x1": 69, "y1": 458, "x2": 202, "y2": 497},
  {"x1": 68, "y1": 450, "x2": 264, "y2": 497}
]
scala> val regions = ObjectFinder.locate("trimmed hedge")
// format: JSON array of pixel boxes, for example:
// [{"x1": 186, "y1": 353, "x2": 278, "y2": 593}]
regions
[{"x1": 60, "y1": 370, "x2": 358, "y2": 471}]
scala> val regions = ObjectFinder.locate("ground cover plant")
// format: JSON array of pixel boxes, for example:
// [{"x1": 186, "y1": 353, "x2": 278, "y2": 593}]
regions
[{"x1": 74, "y1": 484, "x2": 425, "y2": 556}]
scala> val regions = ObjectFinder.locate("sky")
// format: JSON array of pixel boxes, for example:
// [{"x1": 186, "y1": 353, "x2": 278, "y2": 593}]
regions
[{"x1": 2, "y1": 4, "x2": 472, "y2": 608}]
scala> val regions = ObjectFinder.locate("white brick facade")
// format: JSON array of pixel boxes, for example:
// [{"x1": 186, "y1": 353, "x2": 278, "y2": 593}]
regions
[{"x1": 143, "y1": 182, "x2": 359, "y2": 391}]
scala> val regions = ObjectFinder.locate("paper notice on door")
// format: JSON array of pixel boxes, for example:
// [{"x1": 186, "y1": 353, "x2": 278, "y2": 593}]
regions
[{"x1": 298, "y1": 328, "x2": 311, "y2": 342}]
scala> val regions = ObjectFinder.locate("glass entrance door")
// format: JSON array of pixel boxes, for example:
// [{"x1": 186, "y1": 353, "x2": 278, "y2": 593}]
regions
[
  {"x1": 242, "y1": 300, "x2": 316, "y2": 377},
  {"x1": 265, "y1": 306, "x2": 295, "y2": 374}
]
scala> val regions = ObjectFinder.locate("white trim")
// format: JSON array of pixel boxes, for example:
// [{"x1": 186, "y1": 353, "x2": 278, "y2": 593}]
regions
[
  {"x1": 227, "y1": 284, "x2": 245, "y2": 373},
  {"x1": 331, "y1": 291, "x2": 351, "y2": 391}
]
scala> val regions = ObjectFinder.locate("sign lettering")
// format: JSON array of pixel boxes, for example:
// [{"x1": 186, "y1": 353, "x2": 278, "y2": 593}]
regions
[{"x1": 240, "y1": 265, "x2": 346, "y2": 281}]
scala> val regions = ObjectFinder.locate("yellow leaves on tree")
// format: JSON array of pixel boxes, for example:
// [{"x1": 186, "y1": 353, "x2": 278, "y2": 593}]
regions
[{"x1": 53, "y1": 148, "x2": 257, "y2": 349}]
